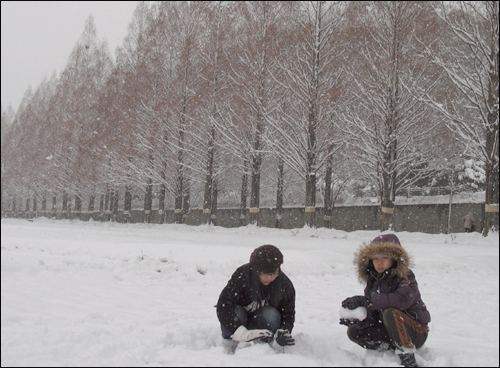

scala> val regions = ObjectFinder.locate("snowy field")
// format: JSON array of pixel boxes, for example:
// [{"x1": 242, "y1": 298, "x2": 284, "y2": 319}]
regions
[{"x1": 1, "y1": 218, "x2": 498, "y2": 367}]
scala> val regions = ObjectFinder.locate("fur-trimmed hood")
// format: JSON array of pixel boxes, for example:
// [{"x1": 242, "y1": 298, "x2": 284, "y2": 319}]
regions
[{"x1": 355, "y1": 234, "x2": 411, "y2": 283}]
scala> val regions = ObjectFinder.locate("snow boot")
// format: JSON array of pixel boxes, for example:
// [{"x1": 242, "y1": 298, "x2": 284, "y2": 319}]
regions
[
  {"x1": 377, "y1": 341, "x2": 396, "y2": 352},
  {"x1": 398, "y1": 353, "x2": 418, "y2": 367}
]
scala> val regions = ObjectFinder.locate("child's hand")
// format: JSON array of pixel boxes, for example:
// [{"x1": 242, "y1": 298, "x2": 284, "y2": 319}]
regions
[
  {"x1": 232, "y1": 326, "x2": 273, "y2": 342},
  {"x1": 341, "y1": 296, "x2": 370, "y2": 310},
  {"x1": 274, "y1": 329, "x2": 295, "y2": 346},
  {"x1": 339, "y1": 318, "x2": 360, "y2": 327}
]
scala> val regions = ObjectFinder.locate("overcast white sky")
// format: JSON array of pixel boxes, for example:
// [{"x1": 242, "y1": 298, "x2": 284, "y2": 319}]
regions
[{"x1": 1, "y1": 1, "x2": 140, "y2": 113}]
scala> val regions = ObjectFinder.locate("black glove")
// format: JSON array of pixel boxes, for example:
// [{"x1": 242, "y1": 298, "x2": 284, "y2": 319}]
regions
[
  {"x1": 275, "y1": 329, "x2": 295, "y2": 346},
  {"x1": 339, "y1": 318, "x2": 360, "y2": 327},
  {"x1": 341, "y1": 295, "x2": 370, "y2": 310}
]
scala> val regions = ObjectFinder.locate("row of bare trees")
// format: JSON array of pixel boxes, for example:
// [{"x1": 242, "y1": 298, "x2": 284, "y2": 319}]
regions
[{"x1": 1, "y1": 1, "x2": 498, "y2": 234}]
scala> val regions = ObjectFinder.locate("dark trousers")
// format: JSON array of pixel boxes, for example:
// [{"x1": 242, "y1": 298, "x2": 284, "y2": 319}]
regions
[
  {"x1": 465, "y1": 225, "x2": 476, "y2": 233},
  {"x1": 347, "y1": 308, "x2": 429, "y2": 352},
  {"x1": 221, "y1": 305, "x2": 281, "y2": 340}
]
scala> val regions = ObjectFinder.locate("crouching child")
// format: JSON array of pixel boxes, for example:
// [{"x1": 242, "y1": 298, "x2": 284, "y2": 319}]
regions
[
  {"x1": 340, "y1": 234, "x2": 430, "y2": 367},
  {"x1": 216, "y1": 244, "x2": 296, "y2": 354}
]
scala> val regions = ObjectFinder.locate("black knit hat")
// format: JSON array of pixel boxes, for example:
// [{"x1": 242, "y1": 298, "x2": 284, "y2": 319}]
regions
[{"x1": 250, "y1": 244, "x2": 283, "y2": 272}]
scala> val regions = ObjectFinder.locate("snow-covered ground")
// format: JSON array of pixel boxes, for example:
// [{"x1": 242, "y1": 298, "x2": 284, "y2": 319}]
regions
[{"x1": 1, "y1": 218, "x2": 498, "y2": 367}]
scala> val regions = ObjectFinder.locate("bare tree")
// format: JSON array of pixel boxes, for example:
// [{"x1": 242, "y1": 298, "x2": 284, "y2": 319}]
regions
[
  {"x1": 189, "y1": 1, "x2": 235, "y2": 224},
  {"x1": 108, "y1": 1, "x2": 156, "y2": 222},
  {"x1": 271, "y1": 1, "x2": 346, "y2": 227},
  {"x1": 342, "y1": 1, "x2": 441, "y2": 231},
  {"x1": 0, "y1": 104, "x2": 15, "y2": 211},
  {"x1": 3, "y1": 1, "x2": 494, "y2": 231},
  {"x1": 1, "y1": 88, "x2": 36, "y2": 214},
  {"x1": 228, "y1": 1, "x2": 291, "y2": 224},
  {"x1": 1, "y1": 104, "x2": 15, "y2": 144},
  {"x1": 2, "y1": 16, "x2": 113, "y2": 220},
  {"x1": 426, "y1": 1, "x2": 499, "y2": 235},
  {"x1": 40, "y1": 16, "x2": 114, "y2": 218},
  {"x1": 156, "y1": 2, "x2": 205, "y2": 224}
]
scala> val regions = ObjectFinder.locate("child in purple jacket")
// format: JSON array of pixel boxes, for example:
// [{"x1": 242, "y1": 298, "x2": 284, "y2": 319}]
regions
[{"x1": 339, "y1": 234, "x2": 430, "y2": 367}]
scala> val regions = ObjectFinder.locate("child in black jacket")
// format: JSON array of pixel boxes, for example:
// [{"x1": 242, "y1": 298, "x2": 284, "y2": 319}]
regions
[{"x1": 217, "y1": 244, "x2": 295, "y2": 352}]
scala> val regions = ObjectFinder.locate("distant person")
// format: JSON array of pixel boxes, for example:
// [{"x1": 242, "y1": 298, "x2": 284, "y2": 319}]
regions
[
  {"x1": 462, "y1": 212, "x2": 475, "y2": 232},
  {"x1": 216, "y1": 244, "x2": 296, "y2": 354},
  {"x1": 339, "y1": 234, "x2": 430, "y2": 367}
]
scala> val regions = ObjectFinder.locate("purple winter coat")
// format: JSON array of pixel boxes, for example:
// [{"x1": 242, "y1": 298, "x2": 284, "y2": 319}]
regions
[{"x1": 355, "y1": 234, "x2": 431, "y2": 325}]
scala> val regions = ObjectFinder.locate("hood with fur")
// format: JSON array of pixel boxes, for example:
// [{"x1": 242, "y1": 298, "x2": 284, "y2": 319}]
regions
[{"x1": 355, "y1": 234, "x2": 411, "y2": 283}]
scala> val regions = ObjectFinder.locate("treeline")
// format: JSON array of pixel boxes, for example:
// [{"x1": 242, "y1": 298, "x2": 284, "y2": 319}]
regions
[{"x1": 1, "y1": 1, "x2": 498, "y2": 234}]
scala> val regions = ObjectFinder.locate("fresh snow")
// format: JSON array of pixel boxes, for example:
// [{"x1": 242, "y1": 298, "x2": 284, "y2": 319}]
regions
[{"x1": 1, "y1": 218, "x2": 499, "y2": 367}]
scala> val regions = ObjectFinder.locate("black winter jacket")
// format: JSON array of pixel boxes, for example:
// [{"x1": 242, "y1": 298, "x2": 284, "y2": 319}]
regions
[{"x1": 216, "y1": 263, "x2": 295, "y2": 335}]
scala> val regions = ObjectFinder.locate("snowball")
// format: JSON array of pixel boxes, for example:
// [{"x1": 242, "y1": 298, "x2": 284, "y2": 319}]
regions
[{"x1": 339, "y1": 306, "x2": 367, "y2": 321}]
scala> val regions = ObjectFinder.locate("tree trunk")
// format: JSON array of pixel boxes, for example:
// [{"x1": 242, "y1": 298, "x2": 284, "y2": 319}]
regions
[
  {"x1": 112, "y1": 190, "x2": 119, "y2": 221},
  {"x1": 203, "y1": 127, "x2": 215, "y2": 224},
  {"x1": 204, "y1": 175, "x2": 213, "y2": 224},
  {"x1": 240, "y1": 159, "x2": 249, "y2": 226},
  {"x1": 62, "y1": 192, "x2": 68, "y2": 219},
  {"x1": 175, "y1": 85, "x2": 188, "y2": 224},
  {"x1": 74, "y1": 194, "x2": 81, "y2": 219},
  {"x1": 305, "y1": 111, "x2": 317, "y2": 227},
  {"x1": 104, "y1": 188, "x2": 110, "y2": 221},
  {"x1": 144, "y1": 178, "x2": 153, "y2": 224},
  {"x1": 305, "y1": 121, "x2": 317, "y2": 226},
  {"x1": 250, "y1": 115, "x2": 264, "y2": 225},
  {"x1": 380, "y1": 3, "x2": 400, "y2": 232},
  {"x1": 108, "y1": 188, "x2": 115, "y2": 222},
  {"x1": 275, "y1": 158, "x2": 284, "y2": 229},
  {"x1": 52, "y1": 195, "x2": 57, "y2": 217},
  {"x1": 123, "y1": 185, "x2": 132, "y2": 223},
  {"x1": 380, "y1": 170, "x2": 395, "y2": 231},
  {"x1": 483, "y1": 74, "x2": 499, "y2": 235},
  {"x1": 182, "y1": 182, "x2": 190, "y2": 224},
  {"x1": 41, "y1": 193, "x2": 47, "y2": 213},
  {"x1": 144, "y1": 150, "x2": 154, "y2": 223},
  {"x1": 88, "y1": 193, "x2": 95, "y2": 213},
  {"x1": 447, "y1": 168, "x2": 457, "y2": 234},
  {"x1": 175, "y1": 171, "x2": 183, "y2": 224},
  {"x1": 249, "y1": 167, "x2": 260, "y2": 225},
  {"x1": 12, "y1": 196, "x2": 17, "y2": 216},
  {"x1": 484, "y1": 156, "x2": 499, "y2": 235},
  {"x1": 99, "y1": 194, "x2": 104, "y2": 220},
  {"x1": 158, "y1": 183, "x2": 166, "y2": 224},
  {"x1": 25, "y1": 198, "x2": 30, "y2": 218},
  {"x1": 211, "y1": 180, "x2": 218, "y2": 226},
  {"x1": 174, "y1": 147, "x2": 185, "y2": 224},
  {"x1": 305, "y1": 99, "x2": 318, "y2": 227},
  {"x1": 324, "y1": 155, "x2": 333, "y2": 229},
  {"x1": 33, "y1": 193, "x2": 38, "y2": 215}
]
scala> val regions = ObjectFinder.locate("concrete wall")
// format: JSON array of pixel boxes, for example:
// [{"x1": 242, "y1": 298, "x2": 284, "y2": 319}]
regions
[{"x1": 7, "y1": 202, "x2": 484, "y2": 234}]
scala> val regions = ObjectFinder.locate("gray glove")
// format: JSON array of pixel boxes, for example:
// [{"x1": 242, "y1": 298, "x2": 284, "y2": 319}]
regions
[{"x1": 232, "y1": 325, "x2": 273, "y2": 342}]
